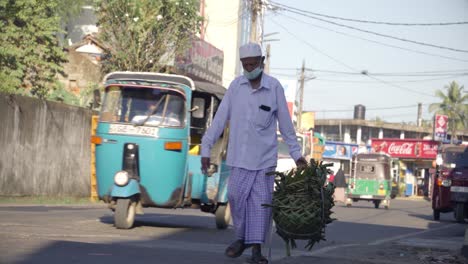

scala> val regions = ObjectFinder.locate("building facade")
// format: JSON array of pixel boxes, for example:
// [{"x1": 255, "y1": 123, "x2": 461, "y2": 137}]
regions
[{"x1": 313, "y1": 117, "x2": 468, "y2": 197}]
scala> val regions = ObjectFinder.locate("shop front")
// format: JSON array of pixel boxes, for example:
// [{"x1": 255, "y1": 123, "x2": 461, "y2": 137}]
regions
[{"x1": 371, "y1": 138, "x2": 438, "y2": 197}]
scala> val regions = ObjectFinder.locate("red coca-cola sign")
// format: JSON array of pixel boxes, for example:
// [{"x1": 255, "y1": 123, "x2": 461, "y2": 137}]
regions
[{"x1": 371, "y1": 138, "x2": 438, "y2": 159}]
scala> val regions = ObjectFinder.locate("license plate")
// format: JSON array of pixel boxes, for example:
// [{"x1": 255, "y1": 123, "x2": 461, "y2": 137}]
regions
[
  {"x1": 109, "y1": 124, "x2": 158, "y2": 137},
  {"x1": 360, "y1": 195, "x2": 373, "y2": 199},
  {"x1": 450, "y1": 186, "x2": 468, "y2": 193}
]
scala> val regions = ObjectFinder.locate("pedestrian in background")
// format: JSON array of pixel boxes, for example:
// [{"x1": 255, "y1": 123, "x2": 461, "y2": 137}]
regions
[
  {"x1": 334, "y1": 167, "x2": 347, "y2": 203},
  {"x1": 201, "y1": 42, "x2": 307, "y2": 264}
]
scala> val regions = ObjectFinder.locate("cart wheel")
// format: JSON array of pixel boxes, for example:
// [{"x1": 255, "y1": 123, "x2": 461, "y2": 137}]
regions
[
  {"x1": 454, "y1": 203, "x2": 465, "y2": 223},
  {"x1": 433, "y1": 209, "x2": 440, "y2": 221},
  {"x1": 115, "y1": 198, "x2": 136, "y2": 229},
  {"x1": 215, "y1": 204, "x2": 231, "y2": 229},
  {"x1": 373, "y1": 200, "x2": 380, "y2": 209}
]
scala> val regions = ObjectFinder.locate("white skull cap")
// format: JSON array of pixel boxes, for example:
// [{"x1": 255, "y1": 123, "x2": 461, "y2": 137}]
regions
[{"x1": 239, "y1": 42, "x2": 262, "y2": 59}]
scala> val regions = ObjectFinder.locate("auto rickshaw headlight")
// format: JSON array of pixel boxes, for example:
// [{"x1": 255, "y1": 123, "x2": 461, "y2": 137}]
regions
[
  {"x1": 437, "y1": 178, "x2": 452, "y2": 187},
  {"x1": 114, "y1": 171, "x2": 130, "y2": 186},
  {"x1": 441, "y1": 179, "x2": 451, "y2": 187}
]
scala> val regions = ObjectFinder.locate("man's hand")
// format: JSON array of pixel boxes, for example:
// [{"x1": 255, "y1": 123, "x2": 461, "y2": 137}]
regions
[
  {"x1": 295, "y1": 157, "x2": 308, "y2": 169},
  {"x1": 201, "y1": 157, "x2": 210, "y2": 174}
]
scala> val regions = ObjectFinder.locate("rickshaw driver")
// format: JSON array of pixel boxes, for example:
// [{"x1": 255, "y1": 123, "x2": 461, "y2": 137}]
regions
[
  {"x1": 131, "y1": 93, "x2": 183, "y2": 127},
  {"x1": 201, "y1": 42, "x2": 307, "y2": 264}
]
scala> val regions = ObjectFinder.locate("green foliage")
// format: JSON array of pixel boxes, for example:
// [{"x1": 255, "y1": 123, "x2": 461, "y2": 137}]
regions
[
  {"x1": 47, "y1": 82, "x2": 79, "y2": 105},
  {"x1": 264, "y1": 160, "x2": 335, "y2": 256},
  {"x1": 429, "y1": 81, "x2": 468, "y2": 141},
  {"x1": 0, "y1": 0, "x2": 67, "y2": 98},
  {"x1": 56, "y1": 0, "x2": 94, "y2": 24},
  {"x1": 94, "y1": 0, "x2": 203, "y2": 74},
  {"x1": 47, "y1": 81, "x2": 99, "y2": 108}
]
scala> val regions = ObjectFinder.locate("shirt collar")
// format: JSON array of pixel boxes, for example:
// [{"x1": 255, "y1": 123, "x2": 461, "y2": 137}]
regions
[{"x1": 240, "y1": 73, "x2": 271, "y2": 90}]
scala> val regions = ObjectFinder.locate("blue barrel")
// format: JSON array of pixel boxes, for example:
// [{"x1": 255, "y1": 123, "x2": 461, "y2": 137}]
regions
[{"x1": 405, "y1": 183, "x2": 413, "y2": 196}]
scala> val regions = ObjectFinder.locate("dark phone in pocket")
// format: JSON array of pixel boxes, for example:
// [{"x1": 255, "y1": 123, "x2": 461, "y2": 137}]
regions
[{"x1": 259, "y1": 105, "x2": 271, "y2": 111}]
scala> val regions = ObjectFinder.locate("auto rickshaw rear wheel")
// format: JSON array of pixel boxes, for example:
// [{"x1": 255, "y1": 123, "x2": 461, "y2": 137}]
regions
[
  {"x1": 215, "y1": 204, "x2": 231, "y2": 229},
  {"x1": 115, "y1": 198, "x2": 136, "y2": 229},
  {"x1": 373, "y1": 200, "x2": 380, "y2": 209},
  {"x1": 454, "y1": 203, "x2": 466, "y2": 223}
]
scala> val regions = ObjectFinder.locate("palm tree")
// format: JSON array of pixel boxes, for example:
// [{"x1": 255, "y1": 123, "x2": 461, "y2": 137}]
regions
[{"x1": 429, "y1": 81, "x2": 467, "y2": 143}]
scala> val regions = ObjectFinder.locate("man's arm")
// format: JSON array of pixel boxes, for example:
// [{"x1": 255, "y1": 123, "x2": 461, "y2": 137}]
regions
[{"x1": 200, "y1": 86, "x2": 232, "y2": 173}]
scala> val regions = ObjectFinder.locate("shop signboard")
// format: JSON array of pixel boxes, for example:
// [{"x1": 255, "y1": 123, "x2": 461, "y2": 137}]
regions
[
  {"x1": 433, "y1": 114, "x2": 448, "y2": 141},
  {"x1": 371, "y1": 138, "x2": 438, "y2": 159},
  {"x1": 322, "y1": 142, "x2": 359, "y2": 160},
  {"x1": 175, "y1": 37, "x2": 224, "y2": 85}
]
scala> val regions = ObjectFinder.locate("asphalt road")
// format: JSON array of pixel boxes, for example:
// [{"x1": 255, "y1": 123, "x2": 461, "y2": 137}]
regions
[{"x1": 0, "y1": 198, "x2": 466, "y2": 264}]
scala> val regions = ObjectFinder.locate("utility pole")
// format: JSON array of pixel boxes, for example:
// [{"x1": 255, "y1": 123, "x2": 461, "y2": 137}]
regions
[
  {"x1": 297, "y1": 60, "x2": 305, "y2": 131},
  {"x1": 250, "y1": 0, "x2": 261, "y2": 42},
  {"x1": 264, "y1": 43, "x2": 270, "y2": 74},
  {"x1": 417, "y1": 102, "x2": 422, "y2": 127}
]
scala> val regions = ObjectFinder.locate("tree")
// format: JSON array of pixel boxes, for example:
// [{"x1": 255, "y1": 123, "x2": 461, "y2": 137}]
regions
[
  {"x1": 429, "y1": 81, "x2": 468, "y2": 142},
  {"x1": 94, "y1": 0, "x2": 203, "y2": 74},
  {"x1": 0, "y1": 0, "x2": 68, "y2": 98}
]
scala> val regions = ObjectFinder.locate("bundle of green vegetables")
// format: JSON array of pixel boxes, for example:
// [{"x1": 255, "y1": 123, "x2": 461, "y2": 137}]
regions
[{"x1": 264, "y1": 159, "x2": 335, "y2": 256}]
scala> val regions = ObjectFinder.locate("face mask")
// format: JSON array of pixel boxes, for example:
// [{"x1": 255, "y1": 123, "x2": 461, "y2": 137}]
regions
[{"x1": 243, "y1": 66, "x2": 263, "y2": 80}]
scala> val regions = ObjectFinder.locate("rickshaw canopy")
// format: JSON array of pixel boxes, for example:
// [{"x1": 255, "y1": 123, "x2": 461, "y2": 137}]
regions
[{"x1": 103, "y1": 72, "x2": 226, "y2": 99}]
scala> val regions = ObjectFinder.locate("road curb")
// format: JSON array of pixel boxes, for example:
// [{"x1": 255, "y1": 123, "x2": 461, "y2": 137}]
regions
[{"x1": 0, "y1": 203, "x2": 106, "y2": 208}]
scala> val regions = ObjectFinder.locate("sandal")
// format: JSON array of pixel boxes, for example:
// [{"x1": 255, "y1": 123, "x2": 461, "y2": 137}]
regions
[
  {"x1": 246, "y1": 254, "x2": 268, "y2": 264},
  {"x1": 225, "y1": 240, "x2": 251, "y2": 258}
]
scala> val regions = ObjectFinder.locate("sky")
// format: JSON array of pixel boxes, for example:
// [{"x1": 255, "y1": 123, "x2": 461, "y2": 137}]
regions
[{"x1": 262, "y1": 0, "x2": 468, "y2": 123}]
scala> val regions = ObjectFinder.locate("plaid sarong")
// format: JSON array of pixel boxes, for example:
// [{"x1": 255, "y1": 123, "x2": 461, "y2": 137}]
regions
[{"x1": 228, "y1": 166, "x2": 275, "y2": 244}]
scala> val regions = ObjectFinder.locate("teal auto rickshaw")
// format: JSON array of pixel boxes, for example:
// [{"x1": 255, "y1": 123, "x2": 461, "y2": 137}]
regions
[
  {"x1": 93, "y1": 72, "x2": 231, "y2": 229},
  {"x1": 346, "y1": 153, "x2": 393, "y2": 209}
]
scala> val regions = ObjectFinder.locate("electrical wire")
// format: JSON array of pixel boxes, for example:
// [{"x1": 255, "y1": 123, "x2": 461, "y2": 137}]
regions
[
  {"x1": 269, "y1": 1, "x2": 468, "y2": 26},
  {"x1": 271, "y1": 67, "x2": 468, "y2": 76},
  {"x1": 311, "y1": 104, "x2": 421, "y2": 113},
  {"x1": 271, "y1": 12, "x2": 468, "y2": 63},
  {"x1": 313, "y1": 74, "x2": 468, "y2": 84},
  {"x1": 270, "y1": 18, "x2": 438, "y2": 97},
  {"x1": 270, "y1": 3, "x2": 468, "y2": 53}
]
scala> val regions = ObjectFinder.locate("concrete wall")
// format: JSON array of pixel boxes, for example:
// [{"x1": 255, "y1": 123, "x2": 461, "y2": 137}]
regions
[{"x1": 0, "y1": 93, "x2": 92, "y2": 197}]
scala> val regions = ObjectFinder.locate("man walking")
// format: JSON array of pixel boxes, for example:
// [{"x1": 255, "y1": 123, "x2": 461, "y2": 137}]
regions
[{"x1": 201, "y1": 42, "x2": 306, "y2": 264}]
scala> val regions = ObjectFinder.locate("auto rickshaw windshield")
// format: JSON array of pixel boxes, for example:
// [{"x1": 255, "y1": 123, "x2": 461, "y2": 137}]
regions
[
  {"x1": 355, "y1": 163, "x2": 390, "y2": 180},
  {"x1": 100, "y1": 86, "x2": 186, "y2": 127},
  {"x1": 443, "y1": 151, "x2": 466, "y2": 167}
]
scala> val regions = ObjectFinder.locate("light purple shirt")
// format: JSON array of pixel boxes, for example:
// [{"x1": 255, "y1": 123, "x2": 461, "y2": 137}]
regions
[{"x1": 201, "y1": 73, "x2": 302, "y2": 170}]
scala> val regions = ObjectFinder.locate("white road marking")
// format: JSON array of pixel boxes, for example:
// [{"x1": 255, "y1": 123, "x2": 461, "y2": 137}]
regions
[{"x1": 368, "y1": 223, "x2": 458, "y2": 245}]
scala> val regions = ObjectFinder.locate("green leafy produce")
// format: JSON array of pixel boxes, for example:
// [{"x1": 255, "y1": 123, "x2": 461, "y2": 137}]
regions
[{"x1": 263, "y1": 159, "x2": 335, "y2": 256}]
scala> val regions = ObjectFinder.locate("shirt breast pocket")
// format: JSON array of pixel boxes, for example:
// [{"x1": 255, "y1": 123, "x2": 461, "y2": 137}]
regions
[{"x1": 254, "y1": 107, "x2": 274, "y2": 129}]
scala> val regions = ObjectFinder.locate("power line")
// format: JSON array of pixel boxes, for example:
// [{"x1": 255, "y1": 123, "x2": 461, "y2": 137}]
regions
[
  {"x1": 269, "y1": 1, "x2": 468, "y2": 26},
  {"x1": 310, "y1": 104, "x2": 421, "y2": 113},
  {"x1": 313, "y1": 74, "x2": 467, "y2": 84},
  {"x1": 271, "y1": 67, "x2": 468, "y2": 75},
  {"x1": 272, "y1": 12, "x2": 468, "y2": 63},
  {"x1": 304, "y1": 68, "x2": 468, "y2": 77},
  {"x1": 269, "y1": 18, "x2": 440, "y2": 98},
  {"x1": 270, "y1": 3, "x2": 468, "y2": 53}
]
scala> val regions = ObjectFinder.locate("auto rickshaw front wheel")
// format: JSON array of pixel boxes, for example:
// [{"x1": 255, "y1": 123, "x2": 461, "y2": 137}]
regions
[
  {"x1": 115, "y1": 198, "x2": 137, "y2": 229},
  {"x1": 454, "y1": 203, "x2": 466, "y2": 223},
  {"x1": 433, "y1": 209, "x2": 440, "y2": 221},
  {"x1": 215, "y1": 204, "x2": 231, "y2": 229}
]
